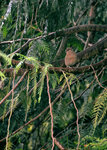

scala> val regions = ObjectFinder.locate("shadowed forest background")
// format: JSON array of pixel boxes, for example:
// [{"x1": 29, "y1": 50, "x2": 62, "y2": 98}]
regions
[{"x1": 0, "y1": 0, "x2": 107, "y2": 150}]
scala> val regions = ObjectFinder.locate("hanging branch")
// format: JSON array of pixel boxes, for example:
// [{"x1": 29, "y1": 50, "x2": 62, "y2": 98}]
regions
[
  {"x1": 6, "y1": 71, "x2": 15, "y2": 150},
  {"x1": 62, "y1": 71, "x2": 80, "y2": 150},
  {"x1": 46, "y1": 73, "x2": 55, "y2": 150}
]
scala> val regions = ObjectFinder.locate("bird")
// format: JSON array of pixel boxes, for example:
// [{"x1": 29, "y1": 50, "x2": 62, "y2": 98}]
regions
[{"x1": 65, "y1": 47, "x2": 77, "y2": 67}]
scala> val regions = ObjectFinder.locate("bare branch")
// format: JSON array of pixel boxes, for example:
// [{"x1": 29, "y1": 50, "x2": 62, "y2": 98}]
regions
[
  {"x1": 47, "y1": 73, "x2": 55, "y2": 150},
  {"x1": 62, "y1": 71, "x2": 80, "y2": 150}
]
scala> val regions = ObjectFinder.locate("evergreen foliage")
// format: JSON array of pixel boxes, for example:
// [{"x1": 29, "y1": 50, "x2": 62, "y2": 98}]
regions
[{"x1": 0, "y1": 0, "x2": 107, "y2": 150}]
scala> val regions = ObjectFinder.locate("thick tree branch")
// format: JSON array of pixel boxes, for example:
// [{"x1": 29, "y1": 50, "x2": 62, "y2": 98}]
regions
[
  {"x1": 53, "y1": 35, "x2": 107, "y2": 66},
  {"x1": 0, "y1": 24, "x2": 107, "y2": 45},
  {"x1": 50, "y1": 58, "x2": 107, "y2": 73},
  {"x1": 77, "y1": 36, "x2": 107, "y2": 62},
  {"x1": 0, "y1": 58, "x2": 106, "y2": 76},
  {"x1": 0, "y1": 35, "x2": 107, "y2": 77}
]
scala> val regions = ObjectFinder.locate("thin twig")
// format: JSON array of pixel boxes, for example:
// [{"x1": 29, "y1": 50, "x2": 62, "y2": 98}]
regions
[
  {"x1": 6, "y1": 71, "x2": 15, "y2": 150},
  {"x1": 84, "y1": 32, "x2": 91, "y2": 50},
  {"x1": 90, "y1": 65, "x2": 107, "y2": 90},
  {"x1": 10, "y1": 39, "x2": 31, "y2": 55},
  {"x1": 75, "y1": 33, "x2": 92, "y2": 46},
  {"x1": 75, "y1": 7, "x2": 89, "y2": 25},
  {"x1": 46, "y1": 73, "x2": 54, "y2": 150},
  {"x1": 62, "y1": 71, "x2": 80, "y2": 150}
]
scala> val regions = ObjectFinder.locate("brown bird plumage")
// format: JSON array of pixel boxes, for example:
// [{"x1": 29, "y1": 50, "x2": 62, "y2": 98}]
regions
[{"x1": 65, "y1": 48, "x2": 77, "y2": 66}]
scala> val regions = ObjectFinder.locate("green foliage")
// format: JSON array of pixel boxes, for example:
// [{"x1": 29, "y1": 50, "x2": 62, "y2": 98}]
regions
[
  {"x1": 38, "y1": 63, "x2": 52, "y2": 103},
  {"x1": 5, "y1": 140, "x2": 13, "y2": 150},
  {"x1": 53, "y1": 101, "x2": 74, "y2": 128},
  {"x1": 59, "y1": 73, "x2": 78, "y2": 90},
  {"x1": 27, "y1": 39, "x2": 50, "y2": 62},
  {"x1": 92, "y1": 90, "x2": 107, "y2": 130},
  {"x1": 80, "y1": 136, "x2": 107, "y2": 150},
  {"x1": 36, "y1": 40, "x2": 50, "y2": 54},
  {"x1": 0, "y1": 51, "x2": 11, "y2": 66},
  {"x1": 0, "y1": 0, "x2": 107, "y2": 149},
  {"x1": 2, "y1": 26, "x2": 8, "y2": 38},
  {"x1": 0, "y1": 71, "x2": 6, "y2": 80},
  {"x1": 15, "y1": 60, "x2": 25, "y2": 73},
  {"x1": 49, "y1": 72, "x2": 59, "y2": 89}
]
